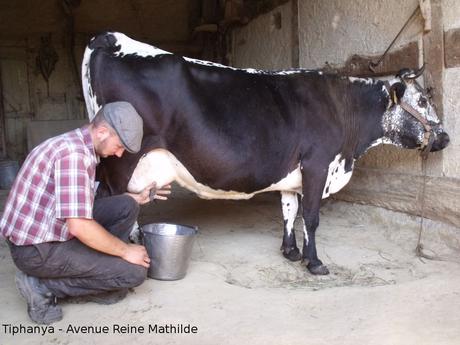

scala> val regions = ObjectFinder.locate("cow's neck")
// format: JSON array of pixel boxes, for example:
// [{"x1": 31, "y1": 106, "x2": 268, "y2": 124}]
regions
[{"x1": 340, "y1": 79, "x2": 388, "y2": 159}]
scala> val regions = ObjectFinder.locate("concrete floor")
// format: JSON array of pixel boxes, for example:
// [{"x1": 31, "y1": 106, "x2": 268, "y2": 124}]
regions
[{"x1": 1, "y1": 187, "x2": 460, "y2": 345}]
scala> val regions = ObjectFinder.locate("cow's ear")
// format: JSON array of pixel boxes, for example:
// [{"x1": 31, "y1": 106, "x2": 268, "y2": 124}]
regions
[{"x1": 390, "y1": 82, "x2": 406, "y2": 104}]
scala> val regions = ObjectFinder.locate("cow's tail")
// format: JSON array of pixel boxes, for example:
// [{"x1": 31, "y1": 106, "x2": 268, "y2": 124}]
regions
[
  {"x1": 82, "y1": 33, "x2": 118, "y2": 122},
  {"x1": 81, "y1": 44, "x2": 97, "y2": 121}
]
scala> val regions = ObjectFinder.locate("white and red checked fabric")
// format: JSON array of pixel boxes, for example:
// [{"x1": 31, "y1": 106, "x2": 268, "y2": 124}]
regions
[{"x1": 0, "y1": 126, "x2": 98, "y2": 245}]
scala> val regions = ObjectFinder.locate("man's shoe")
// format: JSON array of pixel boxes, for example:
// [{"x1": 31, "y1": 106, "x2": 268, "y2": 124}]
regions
[{"x1": 15, "y1": 271, "x2": 63, "y2": 324}]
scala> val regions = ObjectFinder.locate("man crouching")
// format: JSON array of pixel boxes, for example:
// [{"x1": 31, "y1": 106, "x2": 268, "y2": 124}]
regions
[{"x1": 0, "y1": 102, "x2": 170, "y2": 324}]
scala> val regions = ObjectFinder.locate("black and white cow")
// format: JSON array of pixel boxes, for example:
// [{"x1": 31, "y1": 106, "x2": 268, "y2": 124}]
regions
[{"x1": 82, "y1": 32, "x2": 449, "y2": 275}]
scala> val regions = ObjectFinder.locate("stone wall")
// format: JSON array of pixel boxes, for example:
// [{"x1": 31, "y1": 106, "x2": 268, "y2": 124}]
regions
[
  {"x1": 230, "y1": 0, "x2": 460, "y2": 227},
  {"x1": 441, "y1": 0, "x2": 460, "y2": 178},
  {"x1": 230, "y1": 1, "x2": 292, "y2": 70}
]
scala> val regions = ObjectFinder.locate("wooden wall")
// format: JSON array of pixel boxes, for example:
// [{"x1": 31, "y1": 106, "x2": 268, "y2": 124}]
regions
[{"x1": 0, "y1": 0, "x2": 203, "y2": 161}]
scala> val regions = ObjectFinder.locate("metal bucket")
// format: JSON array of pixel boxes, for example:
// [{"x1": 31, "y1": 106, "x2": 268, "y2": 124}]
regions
[
  {"x1": 0, "y1": 160, "x2": 19, "y2": 189},
  {"x1": 141, "y1": 223, "x2": 198, "y2": 280}
]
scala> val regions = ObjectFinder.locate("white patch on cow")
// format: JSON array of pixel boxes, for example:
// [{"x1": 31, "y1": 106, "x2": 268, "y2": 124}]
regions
[
  {"x1": 183, "y1": 57, "x2": 237, "y2": 71},
  {"x1": 382, "y1": 84, "x2": 389, "y2": 96},
  {"x1": 184, "y1": 56, "x2": 265, "y2": 74},
  {"x1": 322, "y1": 154, "x2": 353, "y2": 199},
  {"x1": 112, "y1": 32, "x2": 172, "y2": 58},
  {"x1": 274, "y1": 70, "x2": 306, "y2": 76},
  {"x1": 81, "y1": 46, "x2": 101, "y2": 121},
  {"x1": 266, "y1": 164, "x2": 302, "y2": 194},
  {"x1": 184, "y1": 56, "x2": 316, "y2": 76},
  {"x1": 369, "y1": 137, "x2": 393, "y2": 149},
  {"x1": 348, "y1": 77, "x2": 374, "y2": 85},
  {"x1": 281, "y1": 192, "x2": 299, "y2": 234},
  {"x1": 302, "y1": 218, "x2": 309, "y2": 246},
  {"x1": 127, "y1": 149, "x2": 302, "y2": 199},
  {"x1": 381, "y1": 105, "x2": 412, "y2": 146},
  {"x1": 360, "y1": 137, "x2": 395, "y2": 155},
  {"x1": 401, "y1": 81, "x2": 440, "y2": 124}
]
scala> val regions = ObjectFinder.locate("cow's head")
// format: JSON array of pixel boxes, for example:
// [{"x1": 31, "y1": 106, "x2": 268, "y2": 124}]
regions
[{"x1": 382, "y1": 66, "x2": 449, "y2": 155}]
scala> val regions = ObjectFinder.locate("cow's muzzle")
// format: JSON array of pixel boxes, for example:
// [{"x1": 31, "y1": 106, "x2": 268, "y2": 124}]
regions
[
  {"x1": 430, "y1": 131, "x2": 450, "y2": 152},
  {"x1": 398, "y1": 100, "x2": 450, "y2": 157}
]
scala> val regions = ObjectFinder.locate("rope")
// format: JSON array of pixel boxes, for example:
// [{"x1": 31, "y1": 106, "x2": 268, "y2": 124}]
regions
[
  {"x1": 370, "y1": 4, "x2": 437, "y2": 261},
  {"x1": 369, "y1": 6, "x2": 421, "y2": 72},
  {"x1": 415, "y1": 156, "x2": 438, "y2": 261}
]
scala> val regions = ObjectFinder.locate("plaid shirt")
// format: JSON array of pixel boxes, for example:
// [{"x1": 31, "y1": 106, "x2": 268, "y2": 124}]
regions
[{"x1": 0, "y1": 126, "x2": 98, "y2": 245}]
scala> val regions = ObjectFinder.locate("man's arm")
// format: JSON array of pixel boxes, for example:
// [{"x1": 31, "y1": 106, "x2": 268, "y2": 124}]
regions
[{"x1": 66, "y1": 218, "x2": 150, "y2": 268}]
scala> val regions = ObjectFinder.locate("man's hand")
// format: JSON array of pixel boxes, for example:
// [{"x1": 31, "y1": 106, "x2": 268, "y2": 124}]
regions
[
  {"x1": 121, "y1": 243, "x2": 151, "y2": 268},
  {"x1": 126, "y1": 182, "x2": 172, "y2": 205},
  {"x1": 150, "y1": 183, "x2": 172, "y2": 201}
]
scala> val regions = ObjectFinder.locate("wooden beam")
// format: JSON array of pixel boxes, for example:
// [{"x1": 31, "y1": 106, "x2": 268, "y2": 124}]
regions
[
  {"x1": 422, "y1": 0, "x2": 444, "y2": 174},
  {"x1": 423, "y1": 0, "x2": 443, "y2": 118},
  {"x1": 329, "y1": 41, "x2": 419, "y2": 77},
  {"x1": 444, "y1": 27, "x2": 460, "y2": 68}
]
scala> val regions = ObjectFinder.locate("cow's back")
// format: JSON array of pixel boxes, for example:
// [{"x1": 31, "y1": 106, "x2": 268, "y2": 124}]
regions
[{"x1": 83, "y1": 32, "x2": 345, "y2": 193}]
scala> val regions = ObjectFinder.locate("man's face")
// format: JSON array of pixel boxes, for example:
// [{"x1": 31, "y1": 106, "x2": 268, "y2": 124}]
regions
[{"x1": 96, "y1": 130, "x2": 125, "y2": 158}]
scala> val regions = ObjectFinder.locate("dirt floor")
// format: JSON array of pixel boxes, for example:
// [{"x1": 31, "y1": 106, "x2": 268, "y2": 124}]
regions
[{"x1": 0, "y1": 186, "x2": 460, "y2": 345}]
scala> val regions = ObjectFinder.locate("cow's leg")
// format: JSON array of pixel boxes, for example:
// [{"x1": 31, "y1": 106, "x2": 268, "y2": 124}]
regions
[
  {"x1": 280, "y1": 191, "x2": 301, "y2": 261},
  {"x1": 300, "y1": 165, "x2": 330, "y2": 275}
]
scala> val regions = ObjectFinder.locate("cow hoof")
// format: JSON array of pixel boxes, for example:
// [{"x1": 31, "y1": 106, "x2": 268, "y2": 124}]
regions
[
  {"x1": 307, "y1": 263, "x2": 330, "y2": 275},
  {"x1": 282, "y1": 248, "x2": 302, "y2": 261}
]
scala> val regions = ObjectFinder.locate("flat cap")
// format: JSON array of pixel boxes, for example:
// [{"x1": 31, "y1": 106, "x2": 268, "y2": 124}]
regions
[{"x1": 101, "y1": 101, "x2": 143, "y2": 153}]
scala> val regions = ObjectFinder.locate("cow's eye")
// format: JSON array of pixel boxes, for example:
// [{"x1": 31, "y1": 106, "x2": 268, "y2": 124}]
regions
[{"x1": 418, "y1": 96, "x2": 428, "y2": 108}]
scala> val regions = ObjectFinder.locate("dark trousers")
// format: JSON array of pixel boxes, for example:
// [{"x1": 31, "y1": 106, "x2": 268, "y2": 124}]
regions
[{"x1": 8, "y1": 194, "x2": 147, "y2": 298}]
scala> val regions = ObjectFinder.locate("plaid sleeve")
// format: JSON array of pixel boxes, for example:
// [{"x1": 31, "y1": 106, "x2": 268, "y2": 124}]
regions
[{"x1": 55, "y1": 152, "x2": 94, "y2": 219}]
